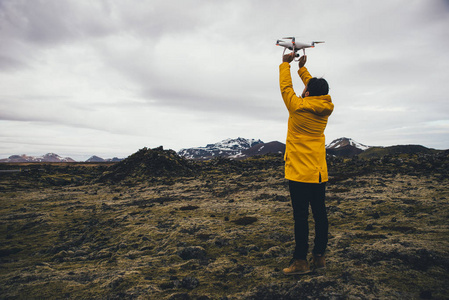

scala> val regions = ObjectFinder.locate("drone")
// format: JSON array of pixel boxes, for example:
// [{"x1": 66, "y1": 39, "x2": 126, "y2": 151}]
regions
[{"x1": 276, "y1": 37, "x2": 324, "y2": 60}]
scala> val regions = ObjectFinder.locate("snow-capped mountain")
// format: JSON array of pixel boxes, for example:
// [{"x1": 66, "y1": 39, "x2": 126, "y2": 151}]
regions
[
  {"x1": 86, "y1": 155, "x2": 107, "y2": 163},
  {"x1": 179, "y1": 137, "x2": 374, "y2": 160},
  {"x1": 0, "y1": 153, "x2": 124, "y2": 163},
  {"x1": 178, "y1": 137, "x2": 264, "y2": 160},
  {"x1": 85, "y1": 156, "x2": 123, "y2": 162},
  {"x1": 326, "y1": 137, "x2": 370, "y2": 151},
  {"x1": 0, "y1": 137, "x2": 379, "y2": 163},
  {"x1": 0, "y1": 153, "x2": 76, "y2": 163},
  {"x1": 326, "y1": 137, "x2": 371, "y2": 157},
  {"x1": 236, "y1": 141, "x2": 286, "y2": 159}
]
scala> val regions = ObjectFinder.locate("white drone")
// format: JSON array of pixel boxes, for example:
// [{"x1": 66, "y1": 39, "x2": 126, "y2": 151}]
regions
[{"x1": 276, "y1": 37, "x2": 324, "y2": 60}]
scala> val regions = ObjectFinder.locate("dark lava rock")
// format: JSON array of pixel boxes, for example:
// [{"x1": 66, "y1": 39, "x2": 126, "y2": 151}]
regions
[
  {"x1": 419, "y1": 290, "x2": 432, "y2": 299},
  {"x1": 99, "y1": 146, "x2": 197, "y2": 183},
  {"x1": 214, "y1": 238, "x2": 230, "y2": 247},
  {"x1": 273, "y1": 195, "x2": 289, "y2": 202},
  {"x1": 371, "y1": 212, "x2": 381, "y2": 219},
  {"x1": 232, "y1": 216, "x2": 258, "y2": 225},
  {"x1": 179, "y1": 205, "x2": 199, "y2": 211},
  {"x1": 160, "y1": 281, "x2": 176, "y2": 290},
  {"x1": 178, "y1": 246, "x2": 206, "y2": 260},
  {"x1": 365, "y1": 224, "x2": 375, "y2": 231},
  {"x1": 235, "y1": 246, "x2": 249, "y2": 255},
  {"x1": 0, "y1": 248, "x2": 23, "y2": 257},
  {"x1": 181, "y1": 276, "x2": 199, "y2": 289}
]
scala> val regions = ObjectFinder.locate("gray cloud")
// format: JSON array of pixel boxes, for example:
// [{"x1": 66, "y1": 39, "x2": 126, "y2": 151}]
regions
[
  {"x1": 1, "y1": 0, "x2": 449, "y2": 159},
  {"x1": 0, "y1": 55, "x2": 27, "y2": 71},
  {"x1": 0, "y1": 0, "x2": 115, "y2": 44}
]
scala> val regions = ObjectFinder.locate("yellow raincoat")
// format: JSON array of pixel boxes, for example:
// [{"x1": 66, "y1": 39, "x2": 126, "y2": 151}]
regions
[{"x1": 279, "y1": 62, "x2": 334, "y2": 183}]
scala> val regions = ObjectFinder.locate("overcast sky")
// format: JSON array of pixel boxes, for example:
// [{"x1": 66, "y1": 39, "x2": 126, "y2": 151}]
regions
[{"x1": 1, "y1": 0, "x2": 448, "y2": 160}]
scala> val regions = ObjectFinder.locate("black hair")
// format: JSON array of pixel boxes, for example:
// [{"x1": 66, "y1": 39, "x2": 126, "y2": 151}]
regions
[{"x1": 307, "y1": 77, "x2": 329, "y2": 96}]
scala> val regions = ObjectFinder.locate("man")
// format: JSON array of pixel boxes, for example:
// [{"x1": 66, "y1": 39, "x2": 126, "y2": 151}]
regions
[{"x1": 279, "y1": 53, "x2": 334, "y2": 275}]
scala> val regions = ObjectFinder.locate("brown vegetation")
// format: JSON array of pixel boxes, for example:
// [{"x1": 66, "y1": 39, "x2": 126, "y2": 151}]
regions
[{"x1": 1, "y1": 149, "x2": 448, "y2": 299}]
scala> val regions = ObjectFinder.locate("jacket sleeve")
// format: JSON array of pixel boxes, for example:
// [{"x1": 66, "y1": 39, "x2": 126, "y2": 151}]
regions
[
  {"x1": 280, "y1": 62, "x2": 302, "y2": 111},
  {"x1": 298, "y1": 67, "x2": 312, "y2": 86}
]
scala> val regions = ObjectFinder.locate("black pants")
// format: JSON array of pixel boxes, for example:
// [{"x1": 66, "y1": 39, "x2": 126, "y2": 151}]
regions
[{"x1": 289, "y1": 180, "x2": 328, "y2": 260}]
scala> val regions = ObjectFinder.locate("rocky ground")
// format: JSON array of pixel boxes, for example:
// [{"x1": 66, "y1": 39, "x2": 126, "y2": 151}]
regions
[{"x1": 0, "y1": 151, "x2": 448, "y2": 299}]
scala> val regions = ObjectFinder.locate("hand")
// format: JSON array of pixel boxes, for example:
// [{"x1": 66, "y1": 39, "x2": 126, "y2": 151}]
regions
[
  {"x1": 298, "y1": 55, "x2": 307, "y2": 68},
  {"x1": 283, "y1": 52, "x2": 295, "y2": 63}
]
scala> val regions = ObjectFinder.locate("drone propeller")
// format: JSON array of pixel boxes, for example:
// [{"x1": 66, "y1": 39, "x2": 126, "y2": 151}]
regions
[
  {"x1": 282, "y1": 37, "x2": 295, "y2": 44},
  {"x1": 311, "y1": 41, "x2": 325, "y2": 46}
]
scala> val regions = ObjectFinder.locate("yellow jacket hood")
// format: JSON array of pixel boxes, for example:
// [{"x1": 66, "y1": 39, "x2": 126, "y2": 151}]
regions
[{"x1": 299, "y1": 95, "x2": 333, "y2": 117}]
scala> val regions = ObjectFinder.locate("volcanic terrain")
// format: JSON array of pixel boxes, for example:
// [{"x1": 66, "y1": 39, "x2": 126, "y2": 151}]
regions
[{"x1": 0, "y1": 148, "x2": 448, "y2": 299}]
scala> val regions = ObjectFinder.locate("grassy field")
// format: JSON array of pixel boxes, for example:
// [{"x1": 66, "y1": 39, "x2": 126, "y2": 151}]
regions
[{"x1": 1, "y1": 151, "x2": 448, "y2": 299}]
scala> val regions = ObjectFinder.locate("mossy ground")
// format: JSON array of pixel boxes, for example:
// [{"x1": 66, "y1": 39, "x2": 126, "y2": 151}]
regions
[{"x1": 1, "y1": 155, "x2": 448, "y2": 299}]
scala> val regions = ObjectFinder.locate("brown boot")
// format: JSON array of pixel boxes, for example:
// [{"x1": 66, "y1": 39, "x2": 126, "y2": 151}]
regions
[
  {"x1": 283, "y1": 259, "x2": 311, "y2": 275},
  {"x1": 311, "y1": 254, "x2": 326, "y2": 269}
]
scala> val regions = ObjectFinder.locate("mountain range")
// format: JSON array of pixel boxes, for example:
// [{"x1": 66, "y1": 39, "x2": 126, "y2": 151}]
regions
[
  {"x1": 177, "y1": 137, "x2": 370, "y2": 160},
  {"x1": 0, "y1": 153, "x2": 122, "y2": 163},
  {"x1": 0, "y1": 153, "x2": 76, "y2": 163},
  {"x1": 178, "y1": 137, "x2": 264, "y2": 160},
  {"x1": 0, "y1": 137, "x2": 444, "y2": 163}
]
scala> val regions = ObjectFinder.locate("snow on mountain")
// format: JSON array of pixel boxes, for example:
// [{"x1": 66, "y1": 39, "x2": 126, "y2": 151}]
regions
[
  {"x1": 326, "y1": 137, "x2": 371, "y2": 151},
  {"x1": 179, "y1": 137, "x2": 374, "y2": 160},
  {"x1": 0, "y1": 153, "x2": 76, "y2": 163},
  {"x1": 85, "y1": 156, "x2": 123, "y2": 162},
  {"x1": 0, "y1": 153, "x2": 124, "y2": 163},
  {"x1": 86, "y1": 155, "x2": 106, "y2": 163},
  {"x1": 1, "y1": 137, "x2": 376, "y2": 163},
  {"x1": 236, "y1": 141, "x2": 285, "y2": 159},
  {"x1": 178, "y1": 137, "x2": 263, "y2": 160},
  {"x1": 41, "y1": 153, "x2": 75, "y2": 162},
  {"x1": 326, "y1": 137, "x2": 371, "y2": 157},
  {"x1": 206, "y1": 137, "x2": 263, "y2": 151}
]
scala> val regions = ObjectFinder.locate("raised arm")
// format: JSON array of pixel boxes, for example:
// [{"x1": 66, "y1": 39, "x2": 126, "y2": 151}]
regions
[
  {"x1": 279, "y1": 63, "x2": 296, "y2": 110},
  {"x1": 279, "y1": 53, "x2": 298, "y2": 110},
  {"x1": 297, "y1": 55, "x2": 312, "y2": 86},
  {"x1": 280, "y1": 54, "x2": 310, "y2": 110}
]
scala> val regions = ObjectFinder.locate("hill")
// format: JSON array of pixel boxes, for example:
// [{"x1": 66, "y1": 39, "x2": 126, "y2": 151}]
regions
[
  {"x1": 99, "y1": 146, "x2": 197, "y2": 183},
  {"x1": 359, "y1": 144, "x2": 437, "y2": 159}
]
